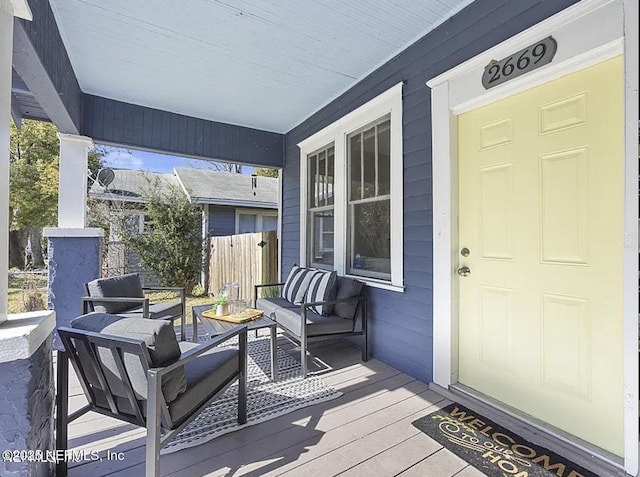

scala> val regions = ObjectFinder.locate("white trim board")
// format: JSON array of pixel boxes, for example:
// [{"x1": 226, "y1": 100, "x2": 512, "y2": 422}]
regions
[
  {"x1": 426, "y1": 0, "x2": 638, "y2": 474},
  {"x1": 298, "y1": 82, "x2": 404, "y2": 292}
]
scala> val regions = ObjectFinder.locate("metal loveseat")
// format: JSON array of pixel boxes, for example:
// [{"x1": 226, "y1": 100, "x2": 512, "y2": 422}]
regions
[{"x1": 254, "y1": 266, "x2": 368, "y2": 377}]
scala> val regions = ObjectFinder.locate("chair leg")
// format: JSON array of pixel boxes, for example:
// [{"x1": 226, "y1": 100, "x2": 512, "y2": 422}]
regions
[
  {"x1": 238, "y1": 329, "x2": 247, "y2": 424},
  {"x1": 300, "y1": 334, "x2": 307, "y2": 378},
  {"x1": 362, "y1": 300, "x2": 368, "y2": 362},
  {"x1": 55, "y1": 351, "x2": 69, "y2": 477},
  {"x1": 146, "y1": 372, "x2": 162, "y2": 477}
]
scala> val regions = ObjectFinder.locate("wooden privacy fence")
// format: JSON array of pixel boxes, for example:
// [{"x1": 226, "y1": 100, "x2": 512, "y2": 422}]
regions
[{"x1": 207, "y1": 231, "x2": 278, "y2": 302}]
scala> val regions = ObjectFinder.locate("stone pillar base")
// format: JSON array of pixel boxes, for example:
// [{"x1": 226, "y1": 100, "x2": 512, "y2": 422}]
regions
[{"x1": 0, "y1": 311, "x2": 55, "y2": 477}]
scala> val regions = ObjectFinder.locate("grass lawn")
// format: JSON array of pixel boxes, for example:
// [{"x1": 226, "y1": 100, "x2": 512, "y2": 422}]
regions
[
  {"x1": 8, "y1": 272, "x2": 47, "y2": 314},
  {"x1": 8, "y1": 275, "x2": 217, "y2": 318}
]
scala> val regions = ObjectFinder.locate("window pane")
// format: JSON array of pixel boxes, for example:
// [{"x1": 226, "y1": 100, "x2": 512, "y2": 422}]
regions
[
  {"x1": 378, "y1": 121, "x2": 391, "y2": 195},
  {"x1": 310, "y1": 210, "x2": 334, "y2": 267},
  {"x1": 318, "y1": 150, "x2": 326, "y2": 207},
  {"x1": 238, "y1": 214, "x2": 257, "y2": 233},
  {"x1": 349, "y1": 134, "x2": 362, "y2": 201},
  {"x1": 363, "y1": 127, "x2": 376, "y2": 199},
  {"x1": 261, "y1": 215, "x2": 277, "y2": 232},
  {"x1": 308, "y1": 153, "x2": 317, "y2": 208},
  {"x1": 349, "y1": 199, "x2": 390, "y2": 278}
]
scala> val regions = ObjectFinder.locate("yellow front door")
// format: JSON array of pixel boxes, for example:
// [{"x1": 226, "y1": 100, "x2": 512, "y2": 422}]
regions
[{"x1": 457, "y1": 56, "x2": 624, "y2": 456}]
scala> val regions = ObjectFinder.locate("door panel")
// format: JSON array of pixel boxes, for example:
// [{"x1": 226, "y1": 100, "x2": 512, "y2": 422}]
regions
[{"x1": 458, "y1": 56, "x2": 624, "y2": 456}]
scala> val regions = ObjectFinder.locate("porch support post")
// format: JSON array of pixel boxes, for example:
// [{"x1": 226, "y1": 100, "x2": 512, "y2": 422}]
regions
[
  {"x1": 0, "y1": 0, "x2": 32, "y2": 325},
  {"x1": 0, "y1": 2, "x2": 13, "y2": 326},
  {"x1": 57, "y1": 133, "x2": 94, "y2": 228}
]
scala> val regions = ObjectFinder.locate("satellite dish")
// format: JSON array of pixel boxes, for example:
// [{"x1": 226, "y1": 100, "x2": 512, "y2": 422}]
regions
[{"x1": 96, "y1": 168, "x2": 115, "y2": 188}]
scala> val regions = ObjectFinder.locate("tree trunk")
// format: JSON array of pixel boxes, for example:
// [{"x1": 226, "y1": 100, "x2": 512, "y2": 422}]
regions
[
  {"x1": 30, "y1": 227, "x2": 44, "y2": 268},
  {"x1": 8, "y1": 229, "x2": 28, "y2": 269}
]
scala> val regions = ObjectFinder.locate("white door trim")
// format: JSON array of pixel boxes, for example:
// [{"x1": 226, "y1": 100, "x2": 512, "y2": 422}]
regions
[{"x1": 427, "y1": 0, "x2": 638, "y2": 474}]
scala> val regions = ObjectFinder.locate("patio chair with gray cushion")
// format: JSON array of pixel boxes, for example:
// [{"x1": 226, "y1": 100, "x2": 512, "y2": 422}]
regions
[
  {"x1": 82, "y1": 272, "x2": 187, "y2": 340},
  {"x1": 255, "y1": 268, "x2": 367, "y2": 377},
  {"x1": 56, "y1": 313, "x2": 247, "y2": 477}
]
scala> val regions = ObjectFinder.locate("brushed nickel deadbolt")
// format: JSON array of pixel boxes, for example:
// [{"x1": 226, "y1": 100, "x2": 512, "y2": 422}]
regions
[{"x1": 460, "y1": 247, "x2": 470, "y2": 257}]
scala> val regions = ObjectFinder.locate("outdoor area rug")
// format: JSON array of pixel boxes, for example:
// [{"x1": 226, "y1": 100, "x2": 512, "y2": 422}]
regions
[
  {"x1": 161, "y1": 336, "x2": 341, "y2": 453},
  {"x1": 412, "y1": 403, "x2": 598, "y2": 477}
]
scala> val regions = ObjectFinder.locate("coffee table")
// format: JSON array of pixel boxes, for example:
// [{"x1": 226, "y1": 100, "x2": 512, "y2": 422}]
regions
[{"x1": 191, "y1": 304, "x2": 278, "y2": 380}]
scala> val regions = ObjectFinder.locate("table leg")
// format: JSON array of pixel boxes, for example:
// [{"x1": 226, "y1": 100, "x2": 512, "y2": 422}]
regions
[{"x1": 270, "y1": 326, "x2": 278, "y2": 381}]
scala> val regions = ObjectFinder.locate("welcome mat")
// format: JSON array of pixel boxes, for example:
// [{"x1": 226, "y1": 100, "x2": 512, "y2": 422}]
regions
[
  {"x1": 412, "y1": 403, "x2": 598, "y2": 477},
  {"x1": 162, "y1": 336, "x2": 342, "y2": 454}
]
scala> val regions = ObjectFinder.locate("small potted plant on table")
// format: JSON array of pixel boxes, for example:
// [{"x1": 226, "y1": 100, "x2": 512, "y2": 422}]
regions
[{"x1": 213, "y1": 294, "x2": 229, "y2": 316}]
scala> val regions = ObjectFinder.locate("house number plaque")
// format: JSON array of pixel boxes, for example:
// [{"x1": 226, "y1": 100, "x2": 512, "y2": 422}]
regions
[{"x1": 482, "y1": 36, "x2": 557, "y2": 90}]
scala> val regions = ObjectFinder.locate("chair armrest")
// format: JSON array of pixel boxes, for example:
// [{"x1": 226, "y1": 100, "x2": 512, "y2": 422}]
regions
[
  {"x1": 254, "y1": 282, "x2": 285, "y2": 307},
  {"x1": 255, "y1": 283, "x2": 285, "y2": 289},
  {"x1": 143, "y1": 286, "x2": 185, "y2": 293},
  {"x1": 151, "y1": 325, "x2": 248, "y2": 378},
  {"x1": 81, "y1": 296, "x2": 150, "y2": 317}
]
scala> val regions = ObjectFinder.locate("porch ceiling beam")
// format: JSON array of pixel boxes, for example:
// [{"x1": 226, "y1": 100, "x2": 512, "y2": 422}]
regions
[
  {"x1": 82, "y1": 95, "x2": 285, "y2": 168},
  {"x1": 10, "y1": 93, "x2": 22, "y2": 129},
  {"x1": 12, "y1": 0, "x2": 83, "y2": 134}
]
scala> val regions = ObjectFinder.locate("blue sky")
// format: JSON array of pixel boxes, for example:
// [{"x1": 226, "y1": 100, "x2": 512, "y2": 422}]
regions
[{"x1": 101, "y1": 147, "x2": 252, "y2": 174}]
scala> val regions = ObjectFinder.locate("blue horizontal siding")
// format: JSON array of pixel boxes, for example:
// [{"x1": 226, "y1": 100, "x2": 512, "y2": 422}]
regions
[
  {"x1": 16, "y1": 0, "x2": 83, "y2": 132},
  {"x1": 82, "y1": 95, "x2": 285, "y2": 168},
  {"x1": 281, "y1": 0, "x2": 579, "y2": 382}
]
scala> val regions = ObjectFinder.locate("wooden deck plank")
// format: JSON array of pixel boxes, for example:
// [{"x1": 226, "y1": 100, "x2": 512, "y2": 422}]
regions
[
  {"x1": 188, "y1": 388, "x2": 441, "y2": 477},
  {"x1": 276, "y1": 408, "x2": 443, "y2": 477},
  {"x1": 333, "y1": 433, "x2": 443, "y2": 477},
  {"x1": 453, "y1": 465, "x2": 488, "y2": 477},
  {"x1": 396, "y1": 447, "x2": 470, "y2": 477}
]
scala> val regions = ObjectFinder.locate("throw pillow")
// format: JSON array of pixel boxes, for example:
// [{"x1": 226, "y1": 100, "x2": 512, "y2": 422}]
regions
[
  {"x1": 333, "y1": 278, "x2": 365, "y2": 320},
  {"x1": 305, "y1": 270, "x2": 338, "y2": 315},
  {"x1": 282, "y1": 265, "x2": 314, "y2": 304},
  {"x1": 70, "y1": 313, "x2": 187, "y2": 402}
]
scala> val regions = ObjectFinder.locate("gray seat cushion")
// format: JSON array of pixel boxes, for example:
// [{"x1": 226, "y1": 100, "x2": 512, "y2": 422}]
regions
[
  {"x1": 70, "y1": 313, "x2": 187, "y2": 402},
  {"x1": 272, "y1": 307, "x2": 353, "y2": 338},
  {"x1": 256, "y1": 296, "x2": 298, "y2": 317},
  {"x1": 119, "y1": 301, "x2": 183, "y2": 320},
  {"x1": 168, "y1": 342, "x2": 240, "y2": 428},
  {"x1": 86, "y1": 273, "x2": 144, "y2": 314},
  {"x1": 333, "y1": 277, "x2": 364, "y2": 320}
]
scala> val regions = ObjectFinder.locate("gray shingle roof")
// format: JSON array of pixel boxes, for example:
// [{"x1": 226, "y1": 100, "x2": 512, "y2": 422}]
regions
[
  {"x1": 89, "y1": 169, "x2": 179, "y2": 203},
  {"x1": 89, "y1": 168, "x2": 278, "y2": 208},
  {"x1": 174, "y1": 167, "x2": 277, "y2": 207}
]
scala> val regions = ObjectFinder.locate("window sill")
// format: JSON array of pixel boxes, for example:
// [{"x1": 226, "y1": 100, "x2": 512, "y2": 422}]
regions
[{"x1": 344, "y1": 274, "x2": 405, "y2": 293}]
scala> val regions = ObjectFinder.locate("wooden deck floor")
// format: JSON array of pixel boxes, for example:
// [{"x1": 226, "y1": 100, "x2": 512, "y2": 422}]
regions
[{"x1": 62, "y1": 334, "x2": 485, "y2": 477}]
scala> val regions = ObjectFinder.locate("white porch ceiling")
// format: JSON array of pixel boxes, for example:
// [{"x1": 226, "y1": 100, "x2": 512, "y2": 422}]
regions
[{"x1": 49, "y1": 0, "x2": 474, "y2": 133}]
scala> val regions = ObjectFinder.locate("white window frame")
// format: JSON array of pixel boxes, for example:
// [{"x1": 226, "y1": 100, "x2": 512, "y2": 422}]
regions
[
  {"x1": 307, "y1": 143, "x2": 335, "y2": 269},
  {"x1": 235, "y1": 208, "x2": 278, "y2": 234},
  {"x1": 298, "y1": 82, "x2": 404, "y2": 292}
]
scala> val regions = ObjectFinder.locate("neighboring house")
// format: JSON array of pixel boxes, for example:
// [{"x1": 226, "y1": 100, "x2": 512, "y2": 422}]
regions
[
  {"x1": 5, "y1": 1, "x2": 637, "y2": 475},
  {"x1": 89, "y1": 168, "x2": 278, "y2": 279},
  {"x1": 173, "y1": 167, "x2": 278, "y2": 238}
]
